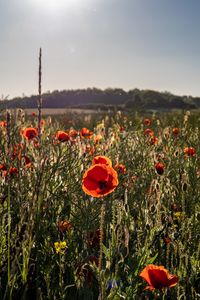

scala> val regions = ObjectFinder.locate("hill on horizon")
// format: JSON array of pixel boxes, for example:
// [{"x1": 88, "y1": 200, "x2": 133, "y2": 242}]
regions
[{"x1": 1, "y1": 88, "x2": 200, "y2": 111}]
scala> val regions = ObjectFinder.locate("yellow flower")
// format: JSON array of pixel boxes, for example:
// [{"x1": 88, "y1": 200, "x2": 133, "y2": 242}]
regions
[
  {"x1": 54, "y1": 241, "x2": 67, "y2": 254},
  {"x1": 174, "y1": 212, "x2": 185, "y2": 223},
  {"x1": 96, "y1": 121, "x2": 105, "y2": 130}
]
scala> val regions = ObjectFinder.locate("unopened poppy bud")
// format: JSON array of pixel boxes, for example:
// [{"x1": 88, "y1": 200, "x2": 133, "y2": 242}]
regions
[
  {"x1": 146, "y1": 223, "x2": 150, "y2": 230},
  {"x1": 182, "y1": 182, "x2": 188, "y2": 191},
  {"x1": 150, "y1": 205, "x2": 156, "y2": 213},
  {"x1": 155, "y1": 163, "x2": 164, "y2": 175}
]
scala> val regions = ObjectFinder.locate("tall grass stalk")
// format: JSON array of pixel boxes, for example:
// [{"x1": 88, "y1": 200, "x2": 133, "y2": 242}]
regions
[{"x1": 38, "y1": 47, "x2": 42, "y2": 139}]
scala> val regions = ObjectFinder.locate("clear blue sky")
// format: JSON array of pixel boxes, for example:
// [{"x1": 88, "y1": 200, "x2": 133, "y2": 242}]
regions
[{"x1": 1, "y1": 0, "x2": 200, "y2": 98}]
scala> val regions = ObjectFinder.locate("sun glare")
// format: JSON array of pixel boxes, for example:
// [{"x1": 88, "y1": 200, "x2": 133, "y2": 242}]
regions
[{"x1": 34, "y1": 0, "x2": 84, "y2": 12}]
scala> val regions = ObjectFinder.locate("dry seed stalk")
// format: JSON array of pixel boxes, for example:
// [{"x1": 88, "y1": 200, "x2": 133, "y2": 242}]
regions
[
  {"x1": 38, "y1": 48, "x2": 42, "y2": 139},
  {"x1": 6, "y1": 110, "x2": 11, "y2": 150}
]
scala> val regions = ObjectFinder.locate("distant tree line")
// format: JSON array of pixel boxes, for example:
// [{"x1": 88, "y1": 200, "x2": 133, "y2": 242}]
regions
[{"x1": 0, "y1": 88, "x2": 200, "y2": 110}]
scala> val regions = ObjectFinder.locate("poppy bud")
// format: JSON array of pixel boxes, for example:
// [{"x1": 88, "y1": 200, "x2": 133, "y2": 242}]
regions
[
  {"x1": 172, "y1": 127, "x2": 180, "y2": 135},
  {"x1": 155, "y1": 163, "x2": 164, "y2": 175},
  {"x1": 182, "y1": 182, "x2": 188, "y2": 191}
]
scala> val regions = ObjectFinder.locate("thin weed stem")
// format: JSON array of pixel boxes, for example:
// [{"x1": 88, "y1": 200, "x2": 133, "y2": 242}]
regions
[{"x1": 99, "y1": 200, "x2": 105, "y2": 271}]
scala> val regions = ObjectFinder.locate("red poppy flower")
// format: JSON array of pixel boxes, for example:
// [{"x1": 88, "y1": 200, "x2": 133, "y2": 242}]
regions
[
  {"x1": 0, "y1": 121, "x2": 7, "y2": 127},
  {"x1": 69, "y1": 129, "x2": 78, "y2": 139},
  {"x1": 40, "y1": 119, "x2": 45, "y2": 126},
  {"x1": 56, "y1": 131, "x2": 70, "y2": 142},
  {"x1": 114, "y1": 163, "x2": 126, "y2": 174},
  {"x1": 184, "y1": 147, "x2": 196, "y2": 157},
  {"x1": 140, "y1": 264, "x2": 178, "y2": 290},
  {"x1": 22, "y1": 127, "x2": 38, "y2": 140},
  {"x1": 143, "y1": 118, "x2": 151, "y2": 126},
  {"x1": 22, "y1": 156, "x2": 31, "y2": 168},
  {"x1": 150, "y1": 137, "x2": 158, "y2": 145},
  {"x1": 82, "y1": 164, "x2": 118, "y2": 197},
  {"x1": 80, "y1": 127, "x2": 93, "y2": 139},
  {"x1": 172, "y1": 127, "x2": 180, "y2": 135},
  {"x1": 32, "y1": 112, "x2": 36, "y2": 117},
  {"x1": 9, "y1": 167, "x2": 18, "y2": 176},
  {"x1": 0, "y1": 164, "x2": 7, "y2": 172},
  {"x1": 92, "y1": 155, "x2": 112, "y2": 166},
  {"x1": 144, "y1": 128, "x2": 154, "y2": 136},
  {"x1": 155, "y1": 162, "x2": 164, "y2": 175}
]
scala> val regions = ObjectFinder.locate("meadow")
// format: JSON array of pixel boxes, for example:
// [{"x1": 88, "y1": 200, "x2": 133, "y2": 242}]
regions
[
  {"x1": 0, "y1": 109, "x2": 199, "y2": 300},
  {"x1": 23, "y1": 109, "x2": 100, "y2": 116}
]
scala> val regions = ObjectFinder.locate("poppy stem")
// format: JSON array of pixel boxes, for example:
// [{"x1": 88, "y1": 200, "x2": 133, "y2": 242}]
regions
[
  {"x1": 99, "y1": 200, "x2": 105, "y2": 271},
  {"x1": 98, "y1": 200, "x2": 106, "y2": 300}
]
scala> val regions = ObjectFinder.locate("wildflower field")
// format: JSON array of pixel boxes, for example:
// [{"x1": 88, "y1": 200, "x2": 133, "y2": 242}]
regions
[{"x1": 0, "y1": 109, "x2": 199, "y2": 300}]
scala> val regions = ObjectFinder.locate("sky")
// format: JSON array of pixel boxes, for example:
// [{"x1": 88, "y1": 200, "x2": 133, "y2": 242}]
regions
[{"x1": 1, "y1": 0, "x2": 200, "y2": 99}]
